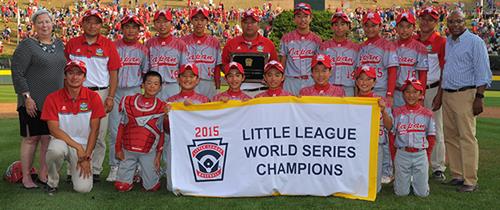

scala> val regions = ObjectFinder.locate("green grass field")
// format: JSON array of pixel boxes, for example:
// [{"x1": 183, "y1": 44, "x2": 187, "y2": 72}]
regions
[{"x1": 0, "y1": 117, "x2": 499, "y2": 209}]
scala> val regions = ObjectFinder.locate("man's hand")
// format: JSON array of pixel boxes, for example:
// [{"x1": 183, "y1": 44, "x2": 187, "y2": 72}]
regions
[
  {"x1": 78, "y1": 160, "x2": 92, "y2": 179},
  {"x1": 432, "y1": 94, "x2": 442, "y2": 111},
  {"x1": 472, "y1": 98, "x2": 484, "y2": 116},
  {"x1": 104, "y1": 97, "x2": 114, "y2": 113},
  {"x1": 116, "y1": 150, "x2": 124, "y2": 161},
  {"x1": 76, "y1": 146, "x2": 87, "y2": 160},
  {"x1": 24, "y1": 97, "x2": 38, "y2": 117}
]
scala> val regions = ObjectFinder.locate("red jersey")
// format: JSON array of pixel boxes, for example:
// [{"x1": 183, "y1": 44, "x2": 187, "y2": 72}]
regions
[
  {"x1": 255, "y1": 88, "x2": 293, "y2": 98},
  {"x1": 167, "y1": 90, "x2": 210, "y2": 104},
  {"x1": 299, "y1": 84, "x2": 345, "y2": 97},
  {"x1": 212, "y1": 90, "x2": 252, "y2": 101},
  {"x1": 222, "y1": 34, "x2": 278, "y2": 66}
]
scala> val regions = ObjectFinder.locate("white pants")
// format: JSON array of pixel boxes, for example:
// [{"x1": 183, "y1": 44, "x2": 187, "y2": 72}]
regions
[
  {"x1": 394, "y1": 149, "x2": 429, "y2": 197},
  {"x1": 46, "y1": 138, "x2": 93, "y2": 193},
  {"x1": 108, "y1": 86, "x2": 141, "y2": 167},
  {"x1": 424, "y1": 86, "x2": 446, "y2": 172},
  {"x1": 116, "y1": 149, "x2": 160, "y2": 190},
  {"x1": 284, "y1": 76, "x2": 314, "y2": 96},
  {"x1": 92, "y1": 89, "x2": 109, "y2": 175}
]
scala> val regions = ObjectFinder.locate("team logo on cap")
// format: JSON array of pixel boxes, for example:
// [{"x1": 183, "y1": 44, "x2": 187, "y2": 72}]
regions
[
  {"x1": 367, "y1": 13, "x2": 375, "y2": 18},
  {"x1": 425, "y1": 7, "x2": 433, "y2": 13},
  {"x1": 188, "y1": 138, "x2": 228, "y2": 182},
  {"x1": 402, "y1": 13, "x2": 408, "y2": 17}
]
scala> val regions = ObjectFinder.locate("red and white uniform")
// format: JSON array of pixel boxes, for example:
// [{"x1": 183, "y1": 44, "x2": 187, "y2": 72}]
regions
[
  {"x1": 392, "y1": 104, "x2": 436, "y2": 150},
  {"x1": 65, "y1": 35, "x2": 122, "y2": 88},
  {"x1": 41, "y1": 87, "x2": 106, "y2": 144},
  {"x1": 280, "y1": 30, "x2": 321, "y2": 77},
  {"x1": 320, "y1": 39, "x2": 360, "y2": 96},
  {"x1": 255, "y1": 89, "x2": 293, "y2": 98},
  {"x1": 115, "y1": 93, "x2": 165, "y2": 154},
  {"x1": 182, "y1": 34, "x2": 222, "y2": 81},
  {"x1": 167, "y1": 90, "x2": 210, "y2": 104},
  {"x1": 358, "y1": 37, "x2": 399, "y2": 95},
  {"x1": 299, "y1": 84, "x2": 345, "y2": 97},
  {"x1": 212, "y1": 90, "x2": 252, "y2": 101},
  {"x1": 115, "y1": 39, "x2": 149, "y2": 88},
  {"x1": 396, "y1": 39, "x2": 428, "y2": 88},
  {"x1": 146, "y1": 35, "x2": 188, "y2": 83}
]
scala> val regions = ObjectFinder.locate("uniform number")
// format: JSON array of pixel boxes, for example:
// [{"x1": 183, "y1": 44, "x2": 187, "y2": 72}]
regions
[
  {"x1": 195, "y1": 126, "x2": 220, "y2": 137},
  {"x1": 170, "y1": 70, "x2": 179, "y2": 79},
  {"x1": 377, "y1": 68, "x2": 383, "y2": 78},
  {"x1": 406, "y1": 70, "x2": 417, "y2": 80}
]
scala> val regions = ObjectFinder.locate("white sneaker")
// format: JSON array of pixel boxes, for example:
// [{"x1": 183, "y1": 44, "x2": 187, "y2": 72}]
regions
[
  {"x1": 381, "y1": 176, "x2": 393, "y2": 184},
  {"x1": 106, "y1": 166, "x2": 118, "y2": 182}
]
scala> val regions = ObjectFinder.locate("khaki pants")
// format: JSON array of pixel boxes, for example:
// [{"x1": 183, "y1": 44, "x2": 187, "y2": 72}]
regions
[
  {"x1": 424, "y1": 86, "x2": 446, "y2": 172},
  {"x1": 46, "y1": 138, "x2": 93, "y2": 193},
  {"x1": 92, "y1": 89, "x2": 109, "y2": 175},
  {"x1": 442, "y1": 89, "x2": 478, "y2": 186}
]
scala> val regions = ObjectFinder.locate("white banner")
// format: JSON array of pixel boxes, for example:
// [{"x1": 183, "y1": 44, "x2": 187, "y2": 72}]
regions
[{"x1": 168, "y1": 96, "x2": 380, "y2": 201}]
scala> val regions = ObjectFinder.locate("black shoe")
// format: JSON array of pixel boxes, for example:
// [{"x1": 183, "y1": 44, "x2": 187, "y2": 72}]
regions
[
  {"x1": 46, "y1": 186, "x2": 57, "y2": 195},
  {"x1": 431, "y1": 171, "x2": 446, "y2": 182},
  {"x1": 35, "y1": 178, "x2": 48, "y2": 187},
  {"x1": 457, "y1": 184, "x2": 479, "y2": 192},
  {"x1": 93, "y1": 174, "x2": 101, "y2": 183},
  {"x1": 444, "y1": 178, "x2": 464, "y2": 186},
  {"x1": 66, "y1": 175, "x2": 72, "y2": 184}
]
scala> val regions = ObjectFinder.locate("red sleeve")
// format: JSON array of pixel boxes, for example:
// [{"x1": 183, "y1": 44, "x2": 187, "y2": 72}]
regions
[
  {"x1": 387, "y1": 66, "x2": 397, "y2": 97},
  {"x1": 426, "y1": 135, "x2": 436, "y2": 162},
  {"x1": 418, "y1": 70, "x2": 427, "y2": 96},
  {"x1": 90, "y1": 92, "x2": 106, "y2": 119},
  {"x1": 40, "y1": 94, "x2": 59, "y2": 121},
  {"x1": 438, "y1": 38, "x2": 446, "y2": 71},
  {"x1": 214, "y1": 65, "x2": 221, "y2": 88},
  {"x1": 106, "y1": 41, "x2": 122, "y2": 71}
]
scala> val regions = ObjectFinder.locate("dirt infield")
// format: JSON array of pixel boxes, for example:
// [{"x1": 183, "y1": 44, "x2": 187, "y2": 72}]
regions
[{"x1": 1, "y1": 102, "x2": 499, "y2": 119}]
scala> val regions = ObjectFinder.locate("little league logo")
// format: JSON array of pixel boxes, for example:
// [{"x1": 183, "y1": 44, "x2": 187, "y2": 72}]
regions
[{"x1": 188, "y1": 138, "x2": 228, "y2": 182}]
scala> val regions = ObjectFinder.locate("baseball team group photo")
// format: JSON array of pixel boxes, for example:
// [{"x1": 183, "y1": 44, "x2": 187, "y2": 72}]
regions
[{"x1": 0, "y1": 0, "x2": 499, "y2": 209}]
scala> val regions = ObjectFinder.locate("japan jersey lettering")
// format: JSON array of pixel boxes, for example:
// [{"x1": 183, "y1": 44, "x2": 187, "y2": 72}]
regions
[
  {"x1": 182, "y1": 34, "x2": 222, "y2": 80},
  {"x1": 392, "y1": 105, "x2": 436, "y2": 149},
  {"x1": 146, "y1": 36, "x2": 188, "y2": 83},
  {"x1": 320, "y1": 39, "x2": 360, "y2": 86},
  {"x1": 358, "y1": 37, "x2": 399, "y2": 90},
  {"x1": 299, "y1": 84, "x2": 345, "y2": 97},
  {"x1": 115, "y1": 39, "x2": 149, "y2": 88},
  {"x1": 396, "y1": 39, "x2": 428, "y2": 87},
  {"x1": 280, "y1": 30, "x2": 322, "y2": 76}
]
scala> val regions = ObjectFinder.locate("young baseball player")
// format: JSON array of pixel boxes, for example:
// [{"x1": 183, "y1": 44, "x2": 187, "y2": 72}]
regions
[
  {"x1": 146, "y1": 9, "x2": 188, "y2": 101},
  {"x1": 114, "y1": 71, "x2": 166, "y2": 192},
  {"x1": 390, "y1": 79, "x2": 436, "y2": 197},
  {"x1": 182, "y1": 7, "x2": 222, "y2": 99},
  {"x1": 320, "y1": 9, "x2": 360, "y2": 96},
  {"x1": 212, "y1": 62, "x2": 252, "y2": 102},
  {"x1": 255, "y1": 61, "x2": 293, "y2": 98},
  {"x1": 299, "y1": 54, "x2": 345, "y2": 97},
  {"x1": 354, "y1": 65, "x2": 393, "y2": 193},
  {"x1": 280, "y1": 3, "x2": 322, "y2": 95},
  {"x1": 107, "y1": 14, "x2": 149, "y2": 182},
  {"x1": 393, "y1": 11, "x2": 428, "y2": 107},
  {"x1": 359, "y1": 11, "x2": 399, "y2": 183}
]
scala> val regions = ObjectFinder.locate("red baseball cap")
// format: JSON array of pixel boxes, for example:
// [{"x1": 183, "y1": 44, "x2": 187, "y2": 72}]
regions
[
  {"x1": 65, "y1": 60, "x2": 87, "y2": 73},
  {"x1": 331, "y1": 8, "x2": 351, "y2": 23},
  {"x1": 121, "y1": 14, "x2": 143, "y2": 27},
  {"x1": 401, "y1": 78, "x2": 424, "y2": 92},
  {"x1": 264, "y1": 60, "x2": 284, "y2": 73},
  {"x1": 190, "y1": 7, "x2": 209, "y2": 20},
  {"x1": 294, "y1": 2, "x2": 312, "y2": 15},
  {"x1": 396, "y1": 11, "x2": 416, "y2": 25},
  {"x1": 418, "y1": 6, "x2": 439, "y2": 20},
  {"x1": 354, "y1": 65, "x2": 376, "y2": 79},
  {"x1": 311, "y1": 54, "x2": 332, "y2": 69},
  {"x1": 179, "y1": 63, "x2": 199, "y2": 76},
  {"x1": 362, "y1": 11, "x2": 381, "y2": 25},
  {"x1": 224, "y1": 62, "x2": 244, "y2": 74},
  {"x1": 242, "y1": 9, "x2": 260, "y2": 22},
  {"x1": 82, "y1": 9, "x2": 103, "y2": 23},
  {"x1": 154, "y1": 9, "x2": 173, "y2": 21}
]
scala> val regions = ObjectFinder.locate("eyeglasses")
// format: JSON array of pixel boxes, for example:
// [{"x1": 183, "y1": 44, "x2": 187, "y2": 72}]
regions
[{"x1": 447, "y1": 19, "x2": 464, "y2": 24}]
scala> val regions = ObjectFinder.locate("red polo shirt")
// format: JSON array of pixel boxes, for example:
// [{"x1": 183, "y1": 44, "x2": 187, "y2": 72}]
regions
[
  {"x1": 65, "y1": 34, "x2": 122, "y2": 88},
  {"x1": 222, "y1": 34, "x2": 278, "y2": 65},
  {"x1": 41, "y1": 87, "x2": 106, "y2": 145},
  {"x1": 415, "y1": 32, "x2": 446, "y2": 73}
]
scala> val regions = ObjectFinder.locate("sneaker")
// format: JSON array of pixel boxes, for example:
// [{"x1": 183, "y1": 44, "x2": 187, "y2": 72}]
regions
[
  {"x1": 106, "y1": 166, "x2": 118, "y2": 182},
  {"x1": 431, "y1": 171, "x2": 446, "y2": 182},
  {"x1": 46, "y1": 186, "x2": 57, "y2": 196},
  {"x1": 457, "y1": 184, "x2": 479, "y2": 193},
  {"x1": 381, "y1": 176, "x2": 393, "y2": 184},
  {"x1": 93, "y1": 174, "x2": 101, "y2": 183}
]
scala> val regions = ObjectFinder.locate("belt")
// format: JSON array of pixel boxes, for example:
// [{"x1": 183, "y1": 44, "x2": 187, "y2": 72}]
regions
[
  {"x1": 87, "y1": 86, "x2": 108, "y2": 91},
  {"x1": 290, "y1": 75, "x2": 309, "y2": 80},
  {"x1": 399, "y1": 147, "x2": 425, "y2": 153},
  {"x1": 426, "y1": 81, "x2": 440, "y2": 89},
  {"x1": 243, "y1": 87, "x2": 269, "y2": 92},
  {"x1": 443, "y1": 86, "x2": 475, "y2": 93}
]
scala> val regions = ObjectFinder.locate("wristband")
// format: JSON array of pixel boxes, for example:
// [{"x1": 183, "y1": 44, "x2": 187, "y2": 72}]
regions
[{"x1": 475, "y1": 93, "x2": 484, "y2": 99}]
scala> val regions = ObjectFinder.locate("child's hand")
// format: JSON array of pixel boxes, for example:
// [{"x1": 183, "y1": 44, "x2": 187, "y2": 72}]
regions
[
  {"x1": 378, "y1": 98, "x2": 386, "y2": 112},
  {"x1": 242, "y1": 97, "x2": 250, "y2": 102},
  {"x1": 221, "y1": 96, "x2": 230, "y2": 103},
  {"x1": 116, "y1": 150, "x2": 124, "y2": 161},
  {"x1": 164, "y1": 104, "x2": 171, "y2": 114},
  {"x1": 184, "y1": 99, "x2": 193, "y2": 106},
  {"x1": 386, "y1": 96, "x2": 393, "y2": 107}
]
